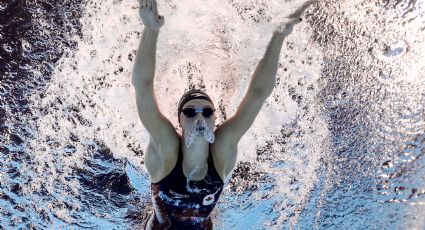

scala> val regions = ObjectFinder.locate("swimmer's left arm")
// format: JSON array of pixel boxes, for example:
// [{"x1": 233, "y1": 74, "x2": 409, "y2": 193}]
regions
[
  {"x1": 213, "y1": 32, "x2": 285, "y2": 149},
  {"x1": 213, "y1": 1, "x2": 315, "y2": 179},
  {"x1": 212, "y1": 33, "x2": 286, "y2": 179}
]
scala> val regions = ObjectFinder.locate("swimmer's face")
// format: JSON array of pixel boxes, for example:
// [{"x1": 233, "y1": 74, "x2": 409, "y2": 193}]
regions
[{"x1": 179, "y1": 99, "x2": 216, "y2": 133}]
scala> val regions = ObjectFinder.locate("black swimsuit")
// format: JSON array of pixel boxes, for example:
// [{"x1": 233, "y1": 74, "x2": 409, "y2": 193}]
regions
[{"x1": 147, "y1": 143, "x2": 224, "y2": 230}]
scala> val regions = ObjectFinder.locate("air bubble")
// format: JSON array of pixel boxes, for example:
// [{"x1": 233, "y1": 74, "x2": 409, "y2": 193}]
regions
[
  {"x1": 3, "y1": 44, "x2": 13, "y2": 53},
  {"x1": 22, "y1": 40, "x2": 32, "y2": 52}
]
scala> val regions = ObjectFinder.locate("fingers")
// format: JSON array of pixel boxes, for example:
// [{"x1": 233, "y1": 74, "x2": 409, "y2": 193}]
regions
[
  {"x1": 288, "y1": 0, "x2": 316, "y2": 19},
  {"x1": 141, "y1": 0, "x2": 158, "y2": 14},
  {"x1": 152, "y1": 0, "x2": 159, "y2": 15}
]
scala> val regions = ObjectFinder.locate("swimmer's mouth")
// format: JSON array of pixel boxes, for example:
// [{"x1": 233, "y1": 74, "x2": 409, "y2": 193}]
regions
[{"x1": 195, "y1": 126, "x2": 205, "y2": 132}]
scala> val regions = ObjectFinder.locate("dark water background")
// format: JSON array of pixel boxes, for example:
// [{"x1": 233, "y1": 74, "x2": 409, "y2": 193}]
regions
[{"x1": 1, "y1": 0, "x2": 424, "y2": 229}]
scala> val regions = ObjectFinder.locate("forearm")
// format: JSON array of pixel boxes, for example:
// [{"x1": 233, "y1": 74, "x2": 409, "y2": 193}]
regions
[
  {"x1": 248, "y1": 0, "x2": 313, "y2": 96},
  {"x1": 249, "y1": 32, "x2": 286, "y2": 96},
  {"x1": 263, "y1": 32, "x2": 286, "y2": 65},
  {"x1": 132, "y1": 27, "x2": 160, "y2": 86}
]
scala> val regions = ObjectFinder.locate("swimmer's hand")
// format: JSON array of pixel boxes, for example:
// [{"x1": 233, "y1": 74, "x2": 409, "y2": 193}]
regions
[
  {"x1": 139, "y1": 0, "x2": 165, "y2": 30},
  {"x1": 275, "y1": 0, "x2": 316, "y2": 36}
]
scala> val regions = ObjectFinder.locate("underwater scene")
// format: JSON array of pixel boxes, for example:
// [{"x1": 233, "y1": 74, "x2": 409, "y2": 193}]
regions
[{"x1": 1, "y1": 0, "x2": 424, "y2": 229}]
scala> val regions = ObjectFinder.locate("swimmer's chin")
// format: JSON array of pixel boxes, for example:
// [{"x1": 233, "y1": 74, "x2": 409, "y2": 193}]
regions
[
  {"x1": 193, "y1": 134, "x2": 214, "y2": 142},
  {"x1": 195, "y1": 131, "x2": 206, "y2": 137}
]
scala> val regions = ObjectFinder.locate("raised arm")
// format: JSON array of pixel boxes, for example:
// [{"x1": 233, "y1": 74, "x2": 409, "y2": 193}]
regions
[
  {"x1": 214, "y1": 1, "x2": 315, "y2": 151},
  {"x1": 132, "y1": 0, "x2": 179, "y2": 155}
]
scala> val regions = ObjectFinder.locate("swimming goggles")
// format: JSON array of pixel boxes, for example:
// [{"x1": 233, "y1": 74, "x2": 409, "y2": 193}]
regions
[{"x1": 182, "y1": 107, "x2": 215, "y2": 118}]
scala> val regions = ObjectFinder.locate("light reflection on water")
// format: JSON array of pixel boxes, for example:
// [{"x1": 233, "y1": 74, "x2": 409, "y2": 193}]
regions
[{"x1": 0, "y1": 0, "x2": 424, "y2": 229}]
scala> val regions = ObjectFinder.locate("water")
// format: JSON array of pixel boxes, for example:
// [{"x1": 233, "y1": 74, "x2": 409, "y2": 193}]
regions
[{"x1": 1, "y1": 0, "x2": 424, "y2": 229}]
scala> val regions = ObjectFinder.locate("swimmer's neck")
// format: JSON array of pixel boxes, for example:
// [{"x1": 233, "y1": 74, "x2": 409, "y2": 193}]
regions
[{"x1": 180, "y1": 136, "x2": 209, "y2": 180}]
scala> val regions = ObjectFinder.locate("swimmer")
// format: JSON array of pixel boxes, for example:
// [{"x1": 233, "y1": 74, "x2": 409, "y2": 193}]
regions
[{"x1": 132, "y1": 0, "x2": 315, "y2": 229}]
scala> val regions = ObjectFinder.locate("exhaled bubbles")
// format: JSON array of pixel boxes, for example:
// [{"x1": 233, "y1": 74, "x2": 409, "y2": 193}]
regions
[{"x1": 184, "y1": 119, "x2": 215, "y2": 148}]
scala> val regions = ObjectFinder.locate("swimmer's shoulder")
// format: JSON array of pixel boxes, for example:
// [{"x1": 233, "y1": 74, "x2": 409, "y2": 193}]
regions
[
  {"x1": 211, "y1": 129, "x2": 238, "y2": 181},
  {"x1": 146, "y1": 133, "x2": 181, "y2": 183}
]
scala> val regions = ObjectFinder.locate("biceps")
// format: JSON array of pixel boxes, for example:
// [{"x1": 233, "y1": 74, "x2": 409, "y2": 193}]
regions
[
  {"x1": 134, "y1": 87, "x2": 178, "y2": 146},
  {"x1": 134, "y1": 87, "x2": 161, "y2": 127},
  {"x1": 236, "y1": 91, "x2": 266, "y2": 126},
  {"x1": 233, "y1": 99, "x2": 264, "y2": 138},
  {"x1": 217, "y1": 91, "x2": 267, "y2": 145}
]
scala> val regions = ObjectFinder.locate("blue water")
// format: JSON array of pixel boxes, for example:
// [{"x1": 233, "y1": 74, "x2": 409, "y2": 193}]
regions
[{"x1": 1, "y1": 0, "x2": 424, "y2": 229}]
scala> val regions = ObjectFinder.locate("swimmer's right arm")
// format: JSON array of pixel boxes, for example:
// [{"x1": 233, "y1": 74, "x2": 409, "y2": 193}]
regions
[
  {"x1": 132, "y1": 0, "x2": 164, "y2": 85},
  {"x1": 132, "y1": 0, "x2": 179, "y2": 157}
]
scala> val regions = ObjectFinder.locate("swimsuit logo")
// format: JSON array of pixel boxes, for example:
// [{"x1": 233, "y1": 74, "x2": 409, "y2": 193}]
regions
[
  {"x1": 202, "y1": 194, "x2": 215, "y2": 206},
  {"x1": 169, "y1": 190, "x2": 189, "y2": 199}
]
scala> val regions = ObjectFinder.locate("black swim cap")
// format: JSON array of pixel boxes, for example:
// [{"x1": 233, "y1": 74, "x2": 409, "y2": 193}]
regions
[{"x1": 178, "y1": 89, "x2": 214, "y2": 123}]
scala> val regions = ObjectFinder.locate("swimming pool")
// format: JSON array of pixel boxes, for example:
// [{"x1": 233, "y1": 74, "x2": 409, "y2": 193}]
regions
[{"x1": 1, "y1": 0, "x2": 424, "y2": 229}]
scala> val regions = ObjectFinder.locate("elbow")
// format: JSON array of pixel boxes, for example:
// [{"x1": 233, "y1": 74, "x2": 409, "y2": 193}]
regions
[
  {"x1": 131, "y1": 73, "x2": 153, "y2": 88},
  {"x1": 252, "y1": 80, "x2": 275, "y2": 98},
  {"x1": 252, "y1": 87, "x2": 273, "y2": 101}
]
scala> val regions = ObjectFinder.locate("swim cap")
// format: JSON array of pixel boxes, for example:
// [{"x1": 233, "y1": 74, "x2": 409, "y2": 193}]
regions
[{"x1": 178, "y1": 89, "x2": 214, "y2": 123}]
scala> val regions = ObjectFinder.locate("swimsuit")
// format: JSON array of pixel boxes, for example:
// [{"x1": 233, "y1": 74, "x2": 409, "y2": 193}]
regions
[{"x1": 146, "y1": 143, "x2": 224, "y2": 230}]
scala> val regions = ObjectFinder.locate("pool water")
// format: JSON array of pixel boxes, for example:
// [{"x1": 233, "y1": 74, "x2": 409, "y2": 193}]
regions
[{"x1": 1, "y1": 0, "x2": 424, "y2": 229}]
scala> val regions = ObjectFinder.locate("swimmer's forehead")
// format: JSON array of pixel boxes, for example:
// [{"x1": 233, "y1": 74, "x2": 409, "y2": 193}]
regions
[{"x1": 182, "y1": 99, "x2": 214, "y2": 109}]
